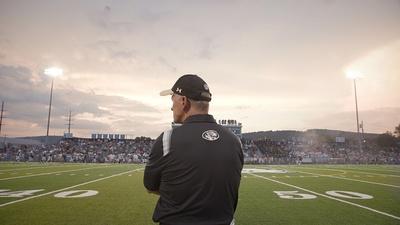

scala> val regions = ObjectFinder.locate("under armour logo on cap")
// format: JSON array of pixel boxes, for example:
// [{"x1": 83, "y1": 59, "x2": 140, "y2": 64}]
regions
[{"x1": 176, "y1": 88, "x2": 182, "y2": 93}]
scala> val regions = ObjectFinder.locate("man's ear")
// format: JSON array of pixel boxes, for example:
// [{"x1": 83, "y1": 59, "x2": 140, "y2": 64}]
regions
[
  {"x1": 183, "y1": 97, "x2": 191, "y2": 112},
  {"x1": 180, "y1": 96, "x2": 186, "y2": 106}
]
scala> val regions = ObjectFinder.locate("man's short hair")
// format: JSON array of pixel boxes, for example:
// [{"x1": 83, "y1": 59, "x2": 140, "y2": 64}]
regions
[{"x1": 188, "y1": 98, "x2": 209, "y2": 112}]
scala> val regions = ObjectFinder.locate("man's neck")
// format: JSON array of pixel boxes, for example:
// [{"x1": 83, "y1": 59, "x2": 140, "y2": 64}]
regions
[{"x1": 182, "y1": 110, "x2": 209, "y2": 122}]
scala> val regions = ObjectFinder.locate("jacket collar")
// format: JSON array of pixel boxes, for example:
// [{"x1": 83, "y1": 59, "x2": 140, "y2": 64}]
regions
[{"x1": 183, "y1": 114, "x2": 216, "y2": 124}]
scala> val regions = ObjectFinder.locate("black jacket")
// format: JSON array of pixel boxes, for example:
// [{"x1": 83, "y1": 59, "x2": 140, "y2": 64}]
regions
[{"x1": 144, "y1": 114, "x2": 244, "y2": 225}]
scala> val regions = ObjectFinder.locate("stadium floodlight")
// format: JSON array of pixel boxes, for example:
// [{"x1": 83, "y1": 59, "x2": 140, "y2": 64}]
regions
[
  {"x1": 44, "y1": 67, "x2": 63, "y2": 77},
  {"x1": 44, "y1": 67, "x2": 63, "y2": 145},
  {"x1": 345, "y1": 69, "x2": 363, "y2": 152},
  {"x1": 345, "y1": 69, "x2": 363, "y2": 80}
]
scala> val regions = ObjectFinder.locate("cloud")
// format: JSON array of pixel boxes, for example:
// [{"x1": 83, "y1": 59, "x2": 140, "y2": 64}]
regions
[
  {"x1": 90, "y1": 39, "x2": 137, "y2": 59},
  {"x1": 197, "y1": 37, "x2": 216, "y2": 60},
  {"x1": 88, "y1": 4, "x2": 170, "y2": 34},
  {"x1": 63, "y1": 119, "x2": 111, "y2": 131},
  {"x1": 0, "y1": 65, "x2": 49, "y2": 104},
  {"x1": 305, "y1": 107, "x2": 400, "y2": 133},
  {"x1": 111, "y1": 50, "x2": 136, "y2": 59},
  {"x1": 158, "y1": 57, "x2": 177, "y2": 72},
  {"x1": 343, "y1": 39, "x2": 400, "y2": 109},
  {"x1": 0, "y1": 0, "x2": 399, "y2": 137},
  {"x1": 111, "y1": 118, "x2": 169, "y2": 138},
  {"x1": 0, "y1": 64, "x2": 162, "y2": 137}
]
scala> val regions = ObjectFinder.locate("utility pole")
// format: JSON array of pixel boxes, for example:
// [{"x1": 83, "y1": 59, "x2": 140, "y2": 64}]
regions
[
  {"x1": 0, "y1": 101, "x2": 5, "y2": 147},
  {"x1": 46, "y1": 79, "x2": 54, "y2": 145},
  {"x1": 0, "y1": 101, "x2": 4, "y2": 136},
  {"x1": 360, "y1": 120, "x2": 365, "y2": 143},
  {"x1": 352, "y1": 79, "x2": 362, "y2": 152},
  {"x1": 44, "y1": 67, "x2": 63, "y2": 145},
  {"x1": 64, "y1": 110, "x2": 73, "y2": 139},
  {"x1": 68, "y1": 110, "x2": 72, "y2": 133}
]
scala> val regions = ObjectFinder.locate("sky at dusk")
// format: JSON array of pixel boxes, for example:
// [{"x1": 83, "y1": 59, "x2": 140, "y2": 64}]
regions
[{"x1": 0, "y1": 0, "x2": 399, "y2": 138}]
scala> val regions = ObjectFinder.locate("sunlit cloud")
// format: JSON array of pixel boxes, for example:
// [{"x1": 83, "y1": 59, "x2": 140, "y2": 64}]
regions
[{"x1": 0, "y1": 0, "x2": 399, "y2": 137}]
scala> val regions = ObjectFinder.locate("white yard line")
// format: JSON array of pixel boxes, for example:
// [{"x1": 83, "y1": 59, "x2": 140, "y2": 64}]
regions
[
  {"x1": 274, "y1": 166, "x2": 348, "y2": 175},
  {"x1": 260, "y1": 165, "x2": 348, "y2": 176},
  {"x1": 290, "y1": 170, "x2": 400, "y2": 188},
  {"x1": 249, "y1": 173, "x2": 400, "y2": 221},
  {"x1": 0, "y1": 164, "x2": 81, "y2": 172},
  {"x1": 0, "y1": 168, "x2": 143, "y2": 208},
  {"x1": 299, "y1": 167, "x2": 400, "y2": 178},
  {"x1": 337, "y1": 167, "x2": 400, "y2": 174},
  {"x1": 0, "y1": 166, "x2": 111, "y2": 181}
]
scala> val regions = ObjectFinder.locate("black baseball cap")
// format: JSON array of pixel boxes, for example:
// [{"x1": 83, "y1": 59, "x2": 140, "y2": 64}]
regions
[{"x1": 160, "y1": 74, "x2": 212, "y2": 101}]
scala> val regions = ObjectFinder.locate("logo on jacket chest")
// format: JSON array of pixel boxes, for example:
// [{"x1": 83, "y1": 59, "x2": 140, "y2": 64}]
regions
[{"x1": 202, "y1": 130, "x2": 220, "y2": 141}]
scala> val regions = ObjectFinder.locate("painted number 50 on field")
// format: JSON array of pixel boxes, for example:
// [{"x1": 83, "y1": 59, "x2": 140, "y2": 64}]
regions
[{"x1": 273, "y1": 190, "x2": 373, "y2": 200}]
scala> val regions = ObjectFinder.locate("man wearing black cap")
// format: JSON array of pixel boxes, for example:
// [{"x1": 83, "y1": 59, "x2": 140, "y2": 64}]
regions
[{"x1": 144, "y1": 74, "x2": 243, "y2": 225}]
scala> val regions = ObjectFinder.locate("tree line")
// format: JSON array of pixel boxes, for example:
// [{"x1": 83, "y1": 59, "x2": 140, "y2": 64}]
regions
[{"x1": 376, "y1": 123, "x2": 400, "y2": 148}]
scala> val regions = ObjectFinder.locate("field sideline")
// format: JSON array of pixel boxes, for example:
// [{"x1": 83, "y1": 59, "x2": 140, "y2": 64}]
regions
[{"x1": 0, "y1": 163, "x2": 399, "y2": 225}]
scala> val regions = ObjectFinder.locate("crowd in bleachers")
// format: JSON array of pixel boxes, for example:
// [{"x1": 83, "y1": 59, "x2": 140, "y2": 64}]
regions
[
  {"x1": 0, "y1": 136, "x2": 399, "y2": 164},
  {"x1": 0, "y1": 137, "x2": 153, "y2": 163},
  {"x1": 244, "y1": 138, "x2": 400, "y2": 164}
]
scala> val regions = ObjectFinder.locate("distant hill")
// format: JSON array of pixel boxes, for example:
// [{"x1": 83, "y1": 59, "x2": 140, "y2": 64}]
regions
[
  {"x1": 243, "y1": 129, "x2": 379, "y2": 142},
  {"x1": 243, "y1": 130, "x2": 303, "y2": 141}
]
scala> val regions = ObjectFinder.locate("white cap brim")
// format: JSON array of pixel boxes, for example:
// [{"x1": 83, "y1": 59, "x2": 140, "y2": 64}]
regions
[{"x1": 160, "y1": 89, "x2": 173, "y2": 96}]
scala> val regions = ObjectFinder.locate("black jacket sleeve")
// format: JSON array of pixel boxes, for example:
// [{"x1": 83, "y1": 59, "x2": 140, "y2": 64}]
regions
[{"x1": 143, "y1": 133, "x2": 164, "y2": 192}]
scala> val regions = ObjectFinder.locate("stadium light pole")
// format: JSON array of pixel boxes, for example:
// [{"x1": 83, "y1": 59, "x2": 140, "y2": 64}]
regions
[
  {"x1": 346, "y1": 70, "x2": 363, "y2": 152},
  {"x1": 44, "y1": 67, "x2": 63, "y2": 145}
]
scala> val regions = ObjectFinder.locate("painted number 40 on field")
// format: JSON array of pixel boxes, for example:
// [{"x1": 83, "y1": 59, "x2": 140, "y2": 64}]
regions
[
  {"x1": 0, "y1": 189, "x2": 98, "y2": 198},
  {"x1": 273, "y1": 190, "x2": 373, "y2": 200}
]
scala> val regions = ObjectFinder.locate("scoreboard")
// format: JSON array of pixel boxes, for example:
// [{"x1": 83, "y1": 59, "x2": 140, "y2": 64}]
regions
[{"x1": 91, "y1": 133, "x2": 126, "y2": 140}]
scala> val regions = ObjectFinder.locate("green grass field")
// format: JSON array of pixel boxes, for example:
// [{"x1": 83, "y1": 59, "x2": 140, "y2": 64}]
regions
[{"x1": 0, "y1": 163, "x2": 399, "y2": 225}]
